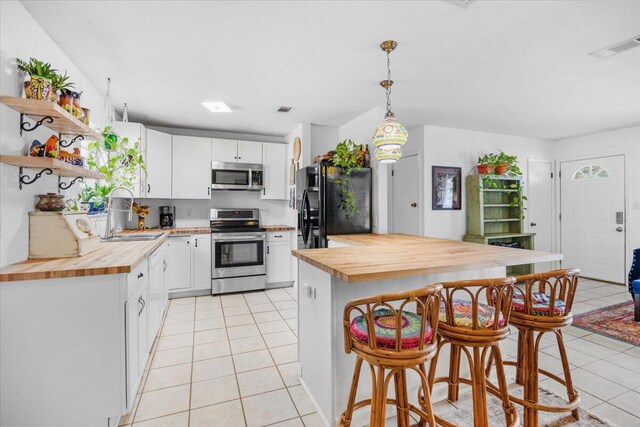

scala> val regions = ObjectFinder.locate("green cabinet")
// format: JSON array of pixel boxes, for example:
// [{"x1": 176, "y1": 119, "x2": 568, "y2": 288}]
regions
[{"x1": 463, "y1": 174, "x2": 535, "y2": 275}]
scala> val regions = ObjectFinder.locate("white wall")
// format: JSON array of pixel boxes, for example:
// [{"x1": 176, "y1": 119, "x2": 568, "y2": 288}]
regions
[
  {"x1": 553, "y1": 125, "x2": 640, "y2": 273},
  {"x1": 0, "y1": 1, "x2": 105, "y2": 267},
  {"x1": 309, "y1": 124, "x2": 338, "y2": 159},
  {"x1": 421, "y1": 125, "x2": 553, "y2": 240}
]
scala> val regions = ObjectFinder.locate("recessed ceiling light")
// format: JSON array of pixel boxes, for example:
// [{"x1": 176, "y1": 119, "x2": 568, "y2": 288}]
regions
[{"x1": 202, "y1": 101, "x2": 232, "y2": 113}]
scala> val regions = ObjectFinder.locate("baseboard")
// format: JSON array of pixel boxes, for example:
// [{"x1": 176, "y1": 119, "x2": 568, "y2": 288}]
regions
[
  {"x1": 298, "y1": 378, "x2": 331, "y2": 427},
  {"x1": 168, "y1": 289, "x2": 211, "y2": 299}
]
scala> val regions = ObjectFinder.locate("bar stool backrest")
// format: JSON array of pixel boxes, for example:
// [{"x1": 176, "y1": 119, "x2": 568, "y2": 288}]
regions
[
  {"x1": 439, "y1": 277, "x2": 516, "y2": 331},
  {"x1": 343, "y1": 284, "x2": 442, "y2": 354},
  {"x1": 514, "y1": 269, "x2": 580, "y2": 317}
]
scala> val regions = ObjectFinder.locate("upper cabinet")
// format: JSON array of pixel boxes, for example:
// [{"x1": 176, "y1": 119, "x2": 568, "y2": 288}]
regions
[
  {"x1": 113, "y1": 122, "x2": 146, "y2": 198},
  {"x1": 172, "y1": 135, "x2": 212, "y2": 199},
  {"x1": 238, "y1": 140, "x2": 262, "y2": 163},
  {"x1": 261, "y1": 143, "x2": 287, "y2": 200},
  {"x1": 212, "y1": 139, "x2": 262, "y2": 164},
  {"x1": 145, "y1": 129, "x2": 172, "y2": 198}
]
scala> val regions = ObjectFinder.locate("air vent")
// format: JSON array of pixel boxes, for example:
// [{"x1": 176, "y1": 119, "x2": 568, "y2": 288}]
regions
[
  {"x1": 589, "y1": 35, "x2": 640, "y2": 58},
  {"x1": 442, "y1": 0, "x2": 476, "y2": 8},
  {"x1": 276, "y1": 106, "x2": 294, "y2": 113}
]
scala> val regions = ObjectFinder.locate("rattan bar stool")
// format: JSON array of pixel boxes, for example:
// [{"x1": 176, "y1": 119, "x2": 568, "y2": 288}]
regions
[
  {"x1": 488, "y1": 269, "x2": 581, "y2": 427},
  {"x1": 426, "y1": 277, "x2": 519, "y2": 427},
  {"x1": 337, "y1": 285, "x2": 442, "y2": 427}
]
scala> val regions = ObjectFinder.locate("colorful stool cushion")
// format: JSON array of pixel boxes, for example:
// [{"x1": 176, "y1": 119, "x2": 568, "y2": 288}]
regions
[
  {"x1": 511, "y1": 291, "x2": 566, "y2": 315},
  {"x1": 349, "y1": 309, "x2": 433, "y2": 349},
  {"x1": 439, "y1": 299, "x2": 505, "y2": 329},
  {"x1": 632, "y1": 279, "x2": 640, "y2": 294}
]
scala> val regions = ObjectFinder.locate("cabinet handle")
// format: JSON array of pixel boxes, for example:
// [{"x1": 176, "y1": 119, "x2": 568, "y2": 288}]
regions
[
  {"x1": 147, "y1": 183, "x2": 151, "y2": 194},
  {"x1": 138, "y1": 295, "x2": 144, "y2": 316},
  {"x1": 274, "y1": 235, "x2": 282, "y2": 238},
  {"x1": 267, "y1": 246, "x2": 270, "y2": 255},
  {"x1": 263, "y1": 188, "x2": 265, "y2": 196},
  {"x1": 195, "y1": 238, "x2": 198, "y2": 248},
  {"x1": 137, "y1": 272, "x2": 144, "y2": 279},
  {"x1": 208, "y1": 187, "x2": 210, "y2": 196},
  {"x1": 163, "y1": 260, "x2": 167, "y2": 271}
]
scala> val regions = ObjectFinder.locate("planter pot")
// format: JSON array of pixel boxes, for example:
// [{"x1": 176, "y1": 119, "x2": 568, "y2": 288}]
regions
[
  {"x1": 477, "y1": 164, "x2": 492, "y2": 174},
  {"x1": 36, "y1": 193, "x2": 65, "y2": 212},
  {"x1": 137, "y1": 216, "x2": 146, "y2": 230},
  {"x1": 24, "y1": 75, "x2": 53, "y2": 101},
  {"x1": 494, "y1": 163, "x2": 509, "y2": 175},
  {"x1": 58, "y1": 93, "x2": 73, "y2": 108}
]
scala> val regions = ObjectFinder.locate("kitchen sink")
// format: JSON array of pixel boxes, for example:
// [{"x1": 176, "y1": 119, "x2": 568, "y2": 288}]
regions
[{"x1": 102, "y1": 233, "x2": 164, "y2": 242}]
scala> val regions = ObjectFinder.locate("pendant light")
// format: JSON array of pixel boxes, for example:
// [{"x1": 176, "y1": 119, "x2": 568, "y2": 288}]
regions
[{"x1": 372, "y1": 40, "x2": 407, "y2": 164}]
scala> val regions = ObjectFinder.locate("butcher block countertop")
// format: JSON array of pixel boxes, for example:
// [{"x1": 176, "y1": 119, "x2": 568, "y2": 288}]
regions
[
  {"x1": 292, "y1": 233, "x2": 563, "y2": 283},
  {"x1": 263, "y1": 225, "x2": 296, "y2": 231}
]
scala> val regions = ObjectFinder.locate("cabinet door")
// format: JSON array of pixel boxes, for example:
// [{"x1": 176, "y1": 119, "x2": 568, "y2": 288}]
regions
[
  {"x1": 161, "y1": 242, "x2": 169, "y2": 313},
  {"x1": 211, "y1": 139, "x2": 238, "y2": 163},
  {"x1": 266, "y1": 241, "x2": 292, "y2": 284},
  {"x1": 237, "y1": 140, "x2": 262, "y2": 164},
  {"x1": 167, "y1": 237, "x2": 192, "y2": 290},
  {"x1": 125, "y1": 289, "x2": 140, "y2": 408},
  {"x1": 138, "y1": 281, "x2": 150, "y2": 367},
  {"x1": 172, "y1": 136, "x2": 212, "y2": 199},
  {"x1": 146, "y1": 129, "x2": 172, "y2": 198},
  {"x1": 192, "y1": 234, "x2": 212, "y2": 291},
  {"x1": 262, "y1": 143, "x2": 287, "y2": 200},
  {"x1": 113, "y1": 122, "x2": 145, "y2": 198},
  {"x1": 148, "y1": 249, "x2": 164, "y2": 344}
]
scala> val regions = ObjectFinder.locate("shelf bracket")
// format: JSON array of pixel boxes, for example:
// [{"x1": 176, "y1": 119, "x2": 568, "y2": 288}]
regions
[
  {"x1": 19, "y1": 167, "x2": 53, "y2": 190},
  {"x1": 20, "y1": 114, "x2": 54, "y2": 136},
  {"x1": 58, "y1": 176, "x2": 84, "y2": 191},
  {"x1": 59, "y1": 134, "x2": 84, "y2": 149}
]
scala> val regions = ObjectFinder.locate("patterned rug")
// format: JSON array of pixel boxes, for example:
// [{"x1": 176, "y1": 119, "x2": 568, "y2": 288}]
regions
[{"x1": 572, "y1": 301, "x2": 640, "y2": 346}]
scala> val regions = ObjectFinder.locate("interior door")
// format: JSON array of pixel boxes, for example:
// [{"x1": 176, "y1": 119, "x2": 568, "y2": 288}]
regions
[
  {"x1": 527, "y1": 160, "x2": 554, "y2": 251},
  {"x1": 560, "y1": 155, "x2": 625, "y2": 283},
  {"x1": 392, "y1": 154, "x2": 420, "y2": 235}
]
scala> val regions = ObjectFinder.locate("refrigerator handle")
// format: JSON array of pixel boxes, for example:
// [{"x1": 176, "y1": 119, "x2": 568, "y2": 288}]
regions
[{"x1": 300, "y1": 190, "x2": 310, "y2": 246}]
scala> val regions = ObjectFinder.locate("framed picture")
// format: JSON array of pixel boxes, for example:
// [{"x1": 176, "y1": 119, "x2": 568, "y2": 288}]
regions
[{"x1": 432, "y1": 166, "x2": 461, "y2": 210}]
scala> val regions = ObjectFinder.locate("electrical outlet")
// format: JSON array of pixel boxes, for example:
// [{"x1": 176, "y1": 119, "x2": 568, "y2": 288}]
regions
[
  {"x1": 186, "y1": 209, "x2": 192, "y2": 217},
  {"x1": 4, "y1": 166, "x2": 19, "y2": 188}
]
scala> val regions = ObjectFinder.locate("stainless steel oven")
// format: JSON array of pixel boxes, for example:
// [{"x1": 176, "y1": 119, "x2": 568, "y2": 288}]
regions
[
  {"x1": 211, "y1": 162, "x2": 263, "y2": 191},
  {"x1": 210, "y1": 209, "x2": 266, "y2": 294}
]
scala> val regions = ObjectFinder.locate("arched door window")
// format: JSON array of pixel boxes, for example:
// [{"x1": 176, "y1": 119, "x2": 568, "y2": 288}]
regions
[{"x1": 572, "y1": 165, "x2": 610, "y2": 180}]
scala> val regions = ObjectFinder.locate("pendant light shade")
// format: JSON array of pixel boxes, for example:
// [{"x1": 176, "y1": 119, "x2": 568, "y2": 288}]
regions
[{"x1": 372, "y1": 40, "x2": 407, "y2": 164}]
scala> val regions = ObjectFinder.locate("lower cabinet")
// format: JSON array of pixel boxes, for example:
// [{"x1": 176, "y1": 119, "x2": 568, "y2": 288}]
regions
[
  {"x1": 125, "y1": 280, "x2": 149, "y2": 408},
  {"x1": 266, "y1": 231, "x2": 293, "y2": 284},
  {"x1": 168, "y1": 234, "x2": 212, "y2": 293},
  {"x1": 148, "y1": 245, "x2": 168, "y2": 349}
]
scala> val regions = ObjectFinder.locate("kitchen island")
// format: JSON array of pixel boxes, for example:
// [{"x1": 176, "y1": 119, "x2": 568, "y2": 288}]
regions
[{"x1": 292, "y1": 233, "x2": 562, "y2": 426}]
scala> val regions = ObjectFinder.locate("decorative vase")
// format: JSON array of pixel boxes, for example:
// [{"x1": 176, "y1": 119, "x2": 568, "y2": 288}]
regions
[
  {"x1": 137, "y1": 215, "x2": 147, "y2": 230},
  {"x1": 35, "y1": 193, "x2": 65, "y2": 211},
  {"x1": 58, "y1": 92, "x2": 73, "y2": 108},
  {"x1": 25, "y1": 75, "x2": 53, "y2": 100},
  {"x1": 494, "y1": 163, "x2": 508, "y2": 175}
]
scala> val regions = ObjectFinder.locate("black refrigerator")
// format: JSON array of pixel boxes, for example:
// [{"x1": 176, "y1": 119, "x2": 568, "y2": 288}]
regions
[{"x1": 296, "y1": 163, "x2": 372, "y2": 249}]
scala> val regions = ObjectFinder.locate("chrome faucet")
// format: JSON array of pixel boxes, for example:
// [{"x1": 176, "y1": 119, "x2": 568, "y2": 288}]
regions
[{"x1": 104, "y1": 186, "x2": 134, "y2": 239}]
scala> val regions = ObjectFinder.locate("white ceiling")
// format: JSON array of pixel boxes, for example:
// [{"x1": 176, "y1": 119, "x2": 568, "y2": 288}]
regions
[{"x1": 21, "y1": 0, "x2": 640, "y2": 140}]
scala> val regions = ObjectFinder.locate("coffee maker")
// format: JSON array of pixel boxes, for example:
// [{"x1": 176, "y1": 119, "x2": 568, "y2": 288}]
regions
[{"x1": 159, "y1": 206, "x2": 176, "y2": 229}]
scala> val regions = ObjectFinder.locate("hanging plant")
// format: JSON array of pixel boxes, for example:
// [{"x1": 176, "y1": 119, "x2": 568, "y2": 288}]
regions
[
  {"x1": 331, "y1": 139, "x2": 365, "y2": 220},
  {"x1": 86, "y1": 125, "x2": 146, "y2": 191}
]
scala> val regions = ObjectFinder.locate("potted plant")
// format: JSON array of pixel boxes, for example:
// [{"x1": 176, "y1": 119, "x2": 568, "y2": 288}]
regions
[
  {"x1": 53, "y1": 71, "x2": 75, "y2": 107},
  {"x1": 330, "y1": 139, "x2": 364, "y2": 220},
  {"x1": 16, "y1": 57, "x2": 58, "y2": 101},
  {"x1": 477, "y1": 153, "x2": 496, "y2": 174}
]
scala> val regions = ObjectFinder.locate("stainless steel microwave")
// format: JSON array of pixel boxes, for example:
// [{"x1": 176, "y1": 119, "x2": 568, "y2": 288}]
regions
[{"x1": 211, "y1": 162, "x2": 263, "y2": 191}]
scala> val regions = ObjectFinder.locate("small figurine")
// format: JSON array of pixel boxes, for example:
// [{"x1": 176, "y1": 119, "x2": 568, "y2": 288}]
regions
[
  {"x1": 29, "y1": 139, "x2": 45, "y2": 157},
  {"x1": 44, "y1": 135, "x2": 59, "y2": 158}
]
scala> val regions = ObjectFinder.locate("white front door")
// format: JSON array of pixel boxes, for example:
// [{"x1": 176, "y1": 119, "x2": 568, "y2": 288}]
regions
[
  {"x1": 392, "y1": 154, "x2": 420, "y2": 235},
  {"x1": 527, "y1": 160, "x2": 554, "y2": 252},
  {"x1": 560, "y1": 155, "x2": 625, "y2": 283}
]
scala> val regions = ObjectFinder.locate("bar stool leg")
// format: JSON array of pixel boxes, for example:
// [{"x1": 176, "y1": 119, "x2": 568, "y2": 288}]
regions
[
  {"x1": 492, "y1": 345, "x2": 518, "y2": 426},
  {"x1": 471, "y1": 347, "x2": 489, "y2": 427},
  {"x1": 523, "y1": 329, "x2": 539, "y2": 427},
  {"x1": 393, "y1": 370, "x2": 410, "y2": 427},
  {"x1": 341, "y1": 357, "x2": 364, "y2": 427},
  {"x1": 447, "y1": 344, "x2": 461, "y2": 402},
  {"x1": 515, "y1": 328, "x2": 526, "y2": 386},
  {"x1": 417, "y1": 363, "x2": 436, "y2": 427},
  {"x1": 555, "y1": 330, "x2": 580, "y2": 421},
  {"x1": 370, "y1": 366, "x2": 389, "y2": 427}
]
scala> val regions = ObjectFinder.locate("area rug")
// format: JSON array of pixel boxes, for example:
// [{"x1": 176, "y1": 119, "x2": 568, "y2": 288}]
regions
[
  {"x1": 572, "y1": 301, "x2": 640, "y2": 346},
  {"x1": 435, "y1": 386, "x2": 617, "y2": 426}
]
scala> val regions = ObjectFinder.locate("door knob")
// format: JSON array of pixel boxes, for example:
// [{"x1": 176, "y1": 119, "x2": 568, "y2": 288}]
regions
[
  {"x1": 530, "y1": 222, "x2": 537, "y2": 227},
  {"x1": 616, "y1": 227, "x2": 623, "y2": 232},
  {"x1": 410, "y1": 203, "x2": 417, "y2": 208}
]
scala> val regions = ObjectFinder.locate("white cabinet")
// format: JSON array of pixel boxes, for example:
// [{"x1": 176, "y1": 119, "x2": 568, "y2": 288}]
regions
[
  {"x1": 266, "y1": 232, "x2": 293, "y2": 284},
  {"x1": 167, "y1": 236, "x2": 192, "y2": 290},
  {"x1": 192, "y1": 234, "x2": 212, "y2": 290},
  {"x1": 262, "y1": 143, "x2": 287, "y2": 200},
  {"x1": 211, "y1": 139, "x2": 262, "y2": 164},
  {"x1": 238, "y1": 140, "x2": 262, "y2": 163},
  {"x1": 125, "y1": 280, "x2": 149, "y2": 408},
  {"x1": 211, "y1": 139, "x2": 239, "y2": 163},
  {"x1": 113, "y1": 122, "x2": 146, "y2": 198},
  {"x1": 148, "y1": 245, "x2": 168, "y2": 347},
  {"x1": 145, "y1": 129, "x2": 172, "y2": 198},
  {"x1": 172, "y1": 135, "x2": 212, "y2": 199}
]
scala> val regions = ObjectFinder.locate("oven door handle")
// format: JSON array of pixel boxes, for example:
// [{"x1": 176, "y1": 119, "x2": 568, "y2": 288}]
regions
[{"x1": 212, "y1": 235, "x2": 266, "y2": 241}]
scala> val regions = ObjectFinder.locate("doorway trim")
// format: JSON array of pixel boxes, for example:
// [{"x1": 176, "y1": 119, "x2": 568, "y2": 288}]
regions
[
  {"x1": 389, "y1": 149, "x2": 424, "y2": 235},
  {"x1": 557, "y1": 153, "x2": 627, "y2": 282},
  {"x1": 527, "y1": 157, "x2": 557, "y2": 256}
]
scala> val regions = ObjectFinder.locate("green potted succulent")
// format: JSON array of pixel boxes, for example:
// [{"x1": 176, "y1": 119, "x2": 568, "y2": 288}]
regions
[
  {"x1": 16, "y1": 57, "x2": 58, "y2": 101},
  {"x1": 53, "y1": 71, "x2": 75, "y2": 107}
]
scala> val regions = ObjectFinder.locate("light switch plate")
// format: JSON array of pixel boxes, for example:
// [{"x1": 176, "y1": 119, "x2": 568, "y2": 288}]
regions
[{"x1": 3, "y1": 165, "x2": 19, "y2": 188}]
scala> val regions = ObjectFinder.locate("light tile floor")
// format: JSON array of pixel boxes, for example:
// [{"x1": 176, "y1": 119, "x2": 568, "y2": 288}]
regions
[{"x1": 120, "y1": 279, "x2": 639, "y2": 427}]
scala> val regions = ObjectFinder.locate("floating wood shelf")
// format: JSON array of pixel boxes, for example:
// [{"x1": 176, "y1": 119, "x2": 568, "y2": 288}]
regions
[
  {"x1": 0, "y1": 156, "x2": 103, "y2": 179},
  {"x1": 0, "y1": 96, "x2": 103, "y2": 142}
]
